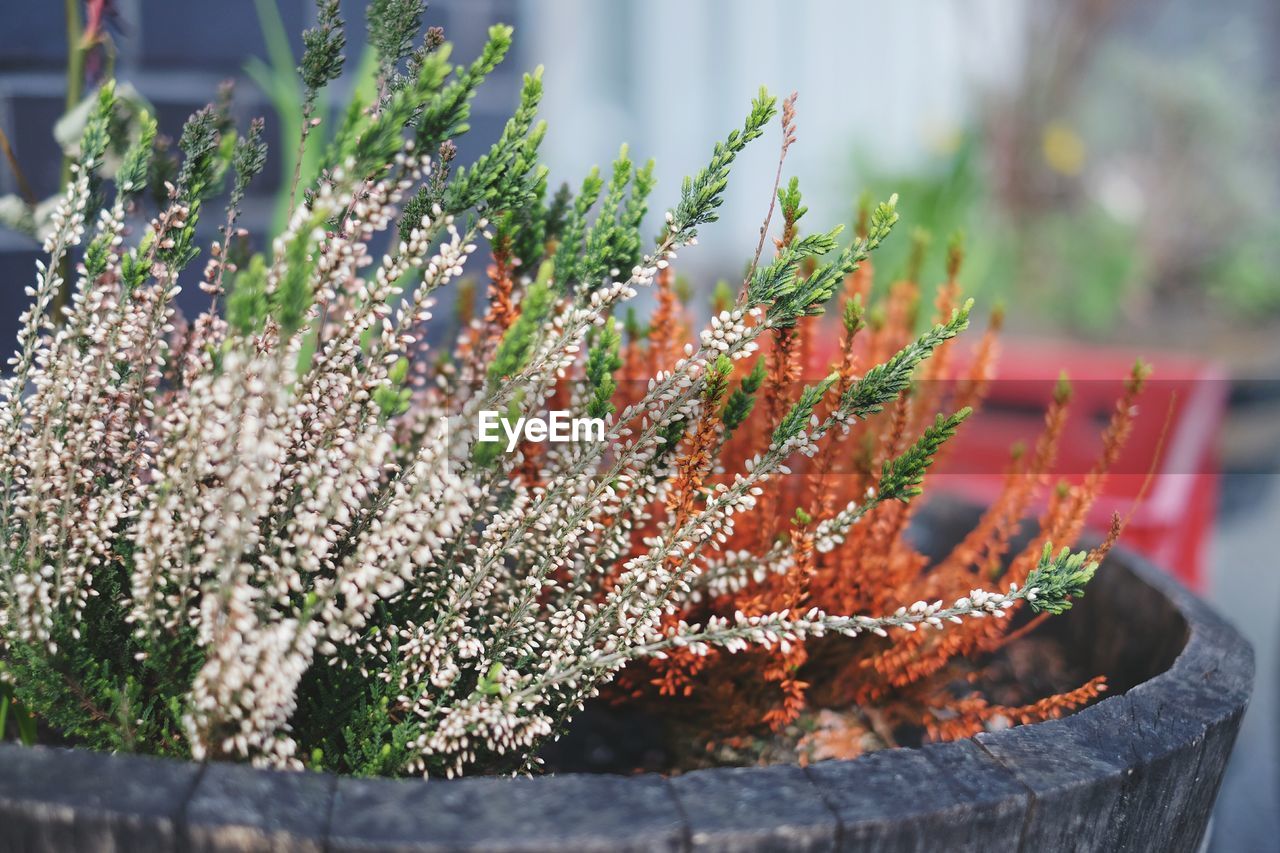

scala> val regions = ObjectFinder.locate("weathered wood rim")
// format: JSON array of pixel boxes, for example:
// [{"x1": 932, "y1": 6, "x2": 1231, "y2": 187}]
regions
[{"x1": 0, "y1": 535, "x2": 1253, "y2": 852}]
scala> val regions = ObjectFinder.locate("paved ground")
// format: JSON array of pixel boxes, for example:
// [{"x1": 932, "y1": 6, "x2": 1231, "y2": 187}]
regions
[{"x1": 1208, "y1": 468, "x2": 1280, "y2": 852}]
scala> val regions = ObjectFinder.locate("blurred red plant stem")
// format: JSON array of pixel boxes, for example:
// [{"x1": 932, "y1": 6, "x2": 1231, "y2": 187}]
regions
[{"x1": 0, "y1": 127, "x2": 36, "y2": 207}]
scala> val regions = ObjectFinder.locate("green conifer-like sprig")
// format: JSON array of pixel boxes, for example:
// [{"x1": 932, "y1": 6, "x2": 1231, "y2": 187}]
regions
[
  {"x1": 772, "y1": 372, "x2": 839, "y2": 447},
  {"x1": 160, "y1": 106, "x2": 236, "y2": 271},
  {"x1": 270, "y1": 213, "x2": 322, "y2": 336},
  {"x1": 840, "y1": 299, "x2": 971, "y2": 416},
  {"x1": 721, "y1": 359, "x2": 766, "y2": 433},
  {"x1": 299, "y1": 0, "x2": 347, "y2": 104},
  {"x1": 747, "y1": 228, "x2": 842, "y2": 307},
  {"x1": 414, "y1": 24, "x2": 513, "y2": 151},
  {"x1": 227, "y1": 255, "x2": 270, "y2": 336},
  {"x1": 368, "y1": 0, "x2": 427, "y2": 80},
  {"x1": 1024, "y1": 543, "x2": 1100, "y2": 614},
  {"x1": 436, "y1": 67, "x2": 546, "y2": 217},
  {"x1": 230, "y1": 118, "x2": 268, "y2": 213},
  {"x1": 578, "y1": 146, "x2": 636, "y2": 284},
  {"x1": 702, "y1": 355, "x2": 734, "y2": 406},
  {"x1": 584, "y1": 321, "x2": 624, "y2": 419},
  {"x1": 79, "y1": 83, "x2": 116, "y2": 174},
  {"x1": 842, "y1": 296, "x2": 866, "y2": 336},
  {"x1": 777, "y1": 176, "x2": 806, "y2": 228},
  {"x1": 878, "y1": 408, "x2": 971, "y2": 501},
  {"x1": 671, "y1": 87, "x2": 777, "y2": 237},
  {"x1": 749, "y1": 193, "x2": 901, "y2": 328},
  {"x1": 116, "y1": 111, "x2": 157, "y2": 198},
  {"x1": 548, "y1": 168, "x2": 604, "y2": 288},
  {"x1": 175, "y1": 107, "x2": 223, "y2": 204}
]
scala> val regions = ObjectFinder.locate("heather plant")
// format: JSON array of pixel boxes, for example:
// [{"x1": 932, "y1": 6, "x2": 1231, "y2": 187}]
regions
[
  {"x1": 613, "y1": 230, "x2": 1145, "y2": 760},
  {"x1": 0, "y1": 2, "x2": 1121, "y2": 778}
]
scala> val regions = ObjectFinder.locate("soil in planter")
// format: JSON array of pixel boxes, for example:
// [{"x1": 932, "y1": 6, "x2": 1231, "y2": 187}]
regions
[{"x1": 539, "y1": 629, "x2": 1100, "y2": 775}]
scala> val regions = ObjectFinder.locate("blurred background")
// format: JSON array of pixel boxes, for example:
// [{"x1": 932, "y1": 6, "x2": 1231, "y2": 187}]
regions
[{"x1": 1, "y1": 1, "x2": 1276, "y2": 848}]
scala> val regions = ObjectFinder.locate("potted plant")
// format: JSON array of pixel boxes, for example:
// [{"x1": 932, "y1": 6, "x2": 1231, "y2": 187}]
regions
[{"x1": 0, "y1": 3, "x2": 1251, "y2": 851}]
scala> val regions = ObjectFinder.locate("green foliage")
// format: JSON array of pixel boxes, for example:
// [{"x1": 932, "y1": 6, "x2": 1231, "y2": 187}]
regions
[
  {"x1": 146, "y1": 106, "x2": 238, "y2": 272},
  {"x1": 839, "y1": 299, "x2": 971, "y2": 417},
  {"x1": 401, "y1": 60, "x2": 545, "y2": 241},
  {"x1": 175, "y1": 107, "x2": 225, "y2": 206},
  {"x1": 747, "y1": 194, "x2": 900, "y2": 328},
  {"x1": 549, "y1": 168, "x2": 604, "y2": 289},
  {"x1": 585, "y1": 322, "x2": 623, "y2": 420},
  {"x1": 765, "y1": 234, "x2": 857, "y2": 326},
  {"x1": 575, "y1": 146, "x2": 657, "y2": 289},
  {"x1": 658, "y1": 414, "x2": 688, "y2": 453},
  {"x1": 348, "y1": 72, "x2": 430, "y2": 179},
  {"x1": 488, "y1": 261, "x2": 554, "y2": 382},
  {"x1": 81, "y1": 231, "x2": 114, "y2": 285},
  {"x1": 5, "y1": 546, "x2": 196, "y2": 757},
  {"x1": 79, "y1": 82, "x2": 116, "y2": 173},
  {"x1": 672, "y1": 88, "x2": 776, "y2": 236},
  {"x1": 771, "y1": 372, "x2": 839, "y2": 447},
  {"x1": 299, "y1": 0, "x2": 347, "y2": 97},
  {"x1": 288, "y1": 639, "x2": 415, "y2": 777},
  {"x1": 227, "y1": 254, "x2": 270, "y2": 336},
  {"x1": 373, "y1": 381, "x2": 412, "y2": 419},
  {"x1": 747, "y1": 228, "x2": 842, "y2": 308},
  {"x1": 721, "y1": 359, "x2": 765, "y2": 433},
  {"x1": 440, "y1": 67, "x2": 546, "y2": 215},
  {"x1": 542, "y1": 182, "x2": 573, "y2": 248},
  {"x1": 620, "y1": 160, "x2": 657, "y2": 259},
  {"x1": 702, "y1": 355, "x2": 733, "y2": 404},
  {"x1": 368, "y1": 0, "x2": 427, "y2": 77},
  {"x1": 332, "y1": 23, "x2": 499, "y2": 189},
  {"x1": 116, "y1": 111, "x2": 157, "y2": 197},
  {"x1": 0, "y1": 678, "x2": 37, "y2": 745},
  {"x1": 1024, "y1": 543, "x2": 1099, "y2": 614},
  {"x1": 247, "y1": 0, "x2": 340, "y2": 232},
  {"x1": 842, "y1": 297, "x2": 866, "y2": 336},
  {"x1": 502, "y1": 180, "x2": 549, "y2": 270},
  {"x1": 414, "y1": 24, "x2": 513, "y2": 151},
  {"x1": 879, "y1": 409, "x2": 971, "y2": 500},
  {"x1": 777, "y1": 176, "x2": 806, "y2": 228},
  {"x1": 270, "y1": 215, "x2": 319, "y2": 335},
  {"x1": 230, "y1": 118, "x2": 269, "y2": 211}
]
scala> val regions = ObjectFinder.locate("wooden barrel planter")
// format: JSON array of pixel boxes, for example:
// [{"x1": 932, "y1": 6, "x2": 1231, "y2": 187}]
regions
[{"x1": 0, "y1": 514, "x2": 1252, "y2": 852}]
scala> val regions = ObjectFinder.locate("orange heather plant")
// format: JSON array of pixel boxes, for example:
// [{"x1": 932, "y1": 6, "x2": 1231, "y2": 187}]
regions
[
  {"x1": 608, "y1": 263, "x2": 1142, "y2": 759},
  {"x1": 598, "y1": 137, "x2": 1146, "y2": 764}
]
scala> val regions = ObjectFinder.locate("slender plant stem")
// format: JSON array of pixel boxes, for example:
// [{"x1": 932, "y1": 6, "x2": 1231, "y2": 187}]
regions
[
  {"x1": 60, "y1": 0, "x2": 85, "y2": 192},
  {"x1": 0, "y1": 127, "x2": 36, "y2": 207},
  {"x1": 286, "y1": 105, "x2": 313, "y2": 220},
  {"x1": 53, "y1": 0, "x2": 86, "y2": 323}
]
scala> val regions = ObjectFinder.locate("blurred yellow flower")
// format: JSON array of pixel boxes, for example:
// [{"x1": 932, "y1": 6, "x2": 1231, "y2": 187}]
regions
[{"x1": 1042, "y1": 121, "x2": 1085, "y2": 176}]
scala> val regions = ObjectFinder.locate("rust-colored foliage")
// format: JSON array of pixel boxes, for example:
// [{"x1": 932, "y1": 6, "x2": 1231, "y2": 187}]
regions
[
  {"x1": 482, "y1": 230, "x2": 518, "y2": 351},
  {"x1": 603, "y1": 241, "x2": 1146, "y2": 758}
]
